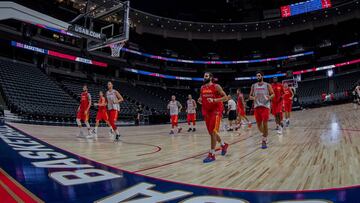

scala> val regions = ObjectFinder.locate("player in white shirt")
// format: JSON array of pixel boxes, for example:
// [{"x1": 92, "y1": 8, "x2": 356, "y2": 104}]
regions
[
  {"x1": 167, "y1": 95, "x2": 183, "y2": 135},
  {"x1": 227, "y1": 96, "x2": 237, "y2": 131},
  {"x1": 106, "y1": 81, "x2": 124, "y2": 141},
  {"x1": 353, "y1": 84, "x2": 360, "y2": 109},
  {"x1": 186, "y1": 94, "x2": 197, "y2": 132}
]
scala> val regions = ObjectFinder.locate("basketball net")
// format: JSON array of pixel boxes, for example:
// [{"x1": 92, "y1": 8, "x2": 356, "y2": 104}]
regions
[{"x1": 110, "y1": 41, "x2": 125, "y2": 57}]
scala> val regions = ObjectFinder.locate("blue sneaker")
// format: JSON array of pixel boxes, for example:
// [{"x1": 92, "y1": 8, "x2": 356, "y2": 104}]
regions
[
  {"x1": 203, "y1": 153, "x2": 216, "y2": 163},
  {"x1": 261, "y1": 141, "x2": 267, "y2": 149}
]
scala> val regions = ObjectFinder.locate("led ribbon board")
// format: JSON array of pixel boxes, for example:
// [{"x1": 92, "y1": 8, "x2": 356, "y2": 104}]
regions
[
  {"x1": 122, "y1": 48, "x2": 314, "y2": 65},
  {"x1": 11, "y1": 41, "x2": 107, "y2": 67},
  {"x1": 281, "y1": 0, "x2": 332, "y2": 18},
  {"x1": 124, "y1": 68, "x2": 203, "y2": 81},
  {"x1": 235, "y1": 58, "x2": 360, "y2": 80}
]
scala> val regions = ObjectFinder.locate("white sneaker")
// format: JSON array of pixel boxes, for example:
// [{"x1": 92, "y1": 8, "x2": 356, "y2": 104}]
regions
[
  {"x1": 92, "y1": 130, "x2": 98, "y2": 139},
  {"x1": 277, "y1": 127, "x2": 283, "y2": 134},
  {"x1": 86, "y1": 134, "x2": 93, "y2": 139},
  {"x1": 108, "y1": 129, "x2": 115, "y2": 137},
  {"x1": 86, "y1": 129, "x2": 94, "y2": 138},
  {"x1": 77, "y1": 131, "x2": 84, "y2": 138}
]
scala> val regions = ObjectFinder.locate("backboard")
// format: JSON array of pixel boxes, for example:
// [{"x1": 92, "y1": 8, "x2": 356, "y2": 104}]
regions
[
  {"x1": 282, "y1": 78, "x2": 298, "y2": 89},
  {"x1": 67, "y1": 0, "x2": 129, "y2": 53}
]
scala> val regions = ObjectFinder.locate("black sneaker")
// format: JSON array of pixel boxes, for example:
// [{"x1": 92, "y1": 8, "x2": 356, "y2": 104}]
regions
[
  {"x1": 187, "y1": 128, "x2": 192, "y2": 132},
  {"x1": 192, "y1": 128, "x2": 196, "y2": 132},
  {"x1": 114, "y1": 134, "x2": 120, "y2": 142},
  {"x1": 227, "y1": 128, "x2": 234, "y2": 132}
]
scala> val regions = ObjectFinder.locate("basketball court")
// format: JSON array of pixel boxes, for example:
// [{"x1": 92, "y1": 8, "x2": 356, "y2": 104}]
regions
[
  {"x1": 0, "y1": 0, "x2": 359, "y2": 202},
  {"x1": 1, "y1": 104, "x2": 359, "y2": 202}
]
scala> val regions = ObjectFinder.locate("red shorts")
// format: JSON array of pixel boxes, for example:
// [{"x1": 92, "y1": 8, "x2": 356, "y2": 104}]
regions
[
  {"x1": 204, "y1": 111, "x2": 222, "y2": 134},
  {"x1": 254, "y1": 106, "x2": 270, "y2": 123},
  {"x1": 284, "y1": 101, "x2": 293, "y2": 112},
  {"x1": 271, "y1": 100, "x2": 283, "y2": 115},
  {"x1": 170, "y1": 115, "x2": 178, "y2": 125},
  {"x1": 109, "y1": 110, "x2": 119, "y2": 123},
  {"x1": 237, "y1": 106, "x2": 245, "y2": 117},
  {"x1": 96, "y1": 111, "x2": 109, "y2": 121},
  {"x1": 76, "y1": 109, "x2": 89, "y2": 121},
  {"x1": 187, "y1": 113, "x2": 196, "y2": 121}
]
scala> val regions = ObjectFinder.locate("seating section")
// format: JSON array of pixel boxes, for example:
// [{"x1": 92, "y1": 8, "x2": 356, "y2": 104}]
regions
[
  {"x1": 101, "y1": 82, "x2": 203, "y2": 120},
  {"x1": 0, "y1": 60, "x2": 78, "y2": 121},
  {"x1": 297, "y1": 78, "x2": 329, "y2": 105},
  {"x1": 296, "y1": 71, "x2": 360, "y2": 106},
  {"x1": 115, "y1": 82, "x2": 168, "y2": 113},
  {"x1": 1, "y1": 58, "x2": 359, "y2": 124},
  {"x1": 334, "y1": 72, "x2": 360, "y2": 93},
  {"x1": 129, "y1": 84, "x2": 202, "y2": 119}
]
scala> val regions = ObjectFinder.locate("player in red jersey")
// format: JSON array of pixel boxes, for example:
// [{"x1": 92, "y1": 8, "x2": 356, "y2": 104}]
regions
[
  {"x1": 283, "y1": 83, "x2": 294, "y2": 127},
  {"x1": 76, "y1": 84, "x2": 92, "y2": 138},
  {"x1": 271, "y1": 77, "x2": 285, "y2": 134},
  {"x1": 250, "y1": 71, "x2": 274, "y2": 149},
  {"x1": 198, "y1": 72, "x2": 229, "y2": 163},
  {"x1": 92, "y1": 91, "x2": 113, "y2": 138},
  {"x1": 235, "y1": 88, "x2": 251, "y2": 130}
]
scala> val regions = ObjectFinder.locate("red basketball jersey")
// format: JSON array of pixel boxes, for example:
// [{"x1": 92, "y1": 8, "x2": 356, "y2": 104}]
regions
[
  {"x1": 98, "y1": 96, "x2": 107, "y2": 112},
  {"x1": 272, "y1": 83, "x2": 284, "y2": 101},
  {"x1": 80, "y1": 91, "x2": 90, "y2": 109},
  {"x1": 201, "y1": 83, "x2": 224, "y2": 113},
  {"x1": 283, "y1": 87, "x2": 292, "y2": 101},
  {"x1": 237, "y1": 93, "x2": 244, "y2": 109}
]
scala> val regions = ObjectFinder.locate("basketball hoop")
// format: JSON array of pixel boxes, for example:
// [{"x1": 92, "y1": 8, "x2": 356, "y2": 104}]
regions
[{"x1": 110, "y1": 41, "x2": 125, "y2": 57}]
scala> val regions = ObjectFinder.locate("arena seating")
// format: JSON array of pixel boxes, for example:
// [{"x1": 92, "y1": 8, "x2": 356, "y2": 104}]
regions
[
  {"x1": 0, "y1": 59, "x2": 79, "y2": 122},
  {"x1": 297, "y1": 78, "x2": 329, "y2": 106},
  {"x1": 334, "y1": 71, "x2": 360, "y2": 93},
  {"x1": 131, "y1": 84, "x2": 202, "y2": 120},
  {"x1": 296, "y1": 71, "x2": 360, "y2": 106},
  {"x1": 1, "y1": 58, "x2": 359, "y2": 124},
  {"x1": 115, "y1": 82, "x2": 168, "y2": 113}
]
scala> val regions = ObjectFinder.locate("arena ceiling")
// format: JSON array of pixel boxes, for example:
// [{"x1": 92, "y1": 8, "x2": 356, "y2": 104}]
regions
[
  {"x1": 129, "y1": 0, "x2": 293, "y2": 22},
  {"x1": 11, "y1": 0, "x2": 349, "y2": 23}
]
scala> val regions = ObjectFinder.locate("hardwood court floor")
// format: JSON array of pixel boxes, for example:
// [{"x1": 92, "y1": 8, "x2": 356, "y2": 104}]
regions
[{"x1": 9, "y1": 103, "x2": 360, "y2": 191}]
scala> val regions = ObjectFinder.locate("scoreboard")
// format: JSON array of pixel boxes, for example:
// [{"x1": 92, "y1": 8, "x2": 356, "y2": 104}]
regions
[{"x1": 281, "y1": 0, "x2": 332, "y2": 18}]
